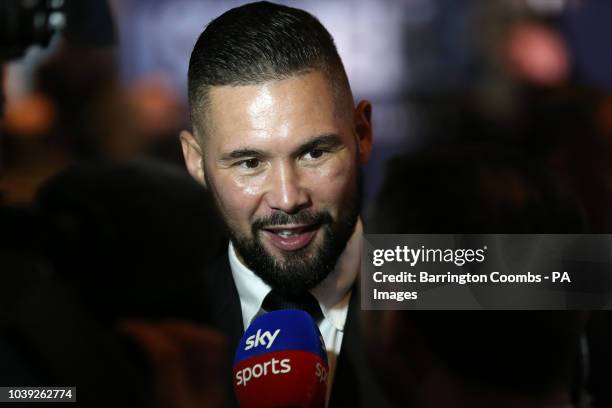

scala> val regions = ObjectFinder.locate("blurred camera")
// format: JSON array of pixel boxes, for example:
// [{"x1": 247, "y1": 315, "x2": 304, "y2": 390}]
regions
[{"x1": 0, "y1": 0, "x2": 68, "y2": 61}]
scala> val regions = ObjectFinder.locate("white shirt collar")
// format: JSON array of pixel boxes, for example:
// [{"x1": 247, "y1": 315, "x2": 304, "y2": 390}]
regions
[{"x1": 229, "y1": 219, "x2": 362, "y2": 331}]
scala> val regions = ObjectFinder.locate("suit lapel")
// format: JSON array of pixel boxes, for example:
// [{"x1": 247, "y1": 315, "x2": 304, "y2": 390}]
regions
[
  {"x1": 328, "y1": 284, "x2": 393, "y2": 408},
  {"x1": 329, "y1": 287, "x2": 361, "y2": 407},
  {"x1": 205, "y1": 251, "x2": 393, "y2": 407}
]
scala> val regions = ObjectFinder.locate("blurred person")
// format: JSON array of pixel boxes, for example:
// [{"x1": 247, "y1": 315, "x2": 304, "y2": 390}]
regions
[
  {"x1": 1, "y1": 46, "x2": 191, "y2": 204},
  {"x1": 448, "y1": 86, "x2": 612, "y2": 234},
  {"x1": 0, "y1": 197, "x2": 137, "y2": 406},
  {"x1": 0, "y1": 247, "x2": 153, "y2": 407},
  {"x1": 178, "y1": 2, "x2": 388, "y2": 407},
  {"x1": 1, "y1": 159, "x2": 231, "y2": 407},
  {"x1": 416, "y1": 1, "x2": 575, "y2": 153},
  {"x1": 534, "y1": 88, "x2": 612, "y2": 234},
  {"x1": 0, "y1": 0, "x2": 117, "y2": 204},
  {"x1": 0, "y1": 0, "x2": 188, "y2": 205},
  {"x1": 34, "y1": 159, "x2": 225, "y2": 325},
  {"x1": 33, "y1": 45, "x2": 187, "y2": 163},
  {"x1": 367, "y1": 145, "x2": 586, "y2": 234},
  {"x1": 0, "y1": 247, "x2": 230, "y2": 408},
  {"x1": 473, "y1": 1, "x2": 571, "y2": 117},
  {"x1": 125, "y1": 73, "x2": 188, "y2": 165},
  {"x1": 504, "y1": 20, "x2": 570, "y2": 87},
  {"x1": 537, "y1": 90, "x2": 612, "y2": 408},
  {"x1": 364, "y1": 145, "x2": 589, "y2": 408}
]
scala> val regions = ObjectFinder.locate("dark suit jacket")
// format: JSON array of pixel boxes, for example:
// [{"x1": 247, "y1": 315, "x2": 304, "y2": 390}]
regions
[{"x1": 204, "y1": 252, "x2": 392, "y2": 408}]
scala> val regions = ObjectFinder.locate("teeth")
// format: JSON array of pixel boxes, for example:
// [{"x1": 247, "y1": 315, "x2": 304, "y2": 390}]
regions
[{"x1": 277, "y1": 230, "x2": 299, "y2": 237}]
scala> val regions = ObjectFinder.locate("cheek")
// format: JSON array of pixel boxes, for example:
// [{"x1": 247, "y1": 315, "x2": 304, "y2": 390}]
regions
[
  {"x1": 209, "y1": 173, "x2": 264, "y2": 232},
  {"x1": 306, "y1": 156, "x2": 358, "y2": 211}
]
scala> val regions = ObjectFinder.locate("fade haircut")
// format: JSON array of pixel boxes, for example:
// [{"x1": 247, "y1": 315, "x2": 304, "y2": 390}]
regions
[{"x1": 187, "y1": 1, "x2": 352, "y2": 143}]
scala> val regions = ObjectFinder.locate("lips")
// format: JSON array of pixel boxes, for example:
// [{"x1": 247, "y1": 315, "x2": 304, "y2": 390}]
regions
[{"x1": 261, "y1": 224, "x2": 319, "y2": 251}]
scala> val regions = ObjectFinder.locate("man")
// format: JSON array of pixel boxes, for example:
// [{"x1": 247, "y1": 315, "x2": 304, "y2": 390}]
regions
[{"x1": 180, "y1": 2, "x2": 387, "y2": 406}]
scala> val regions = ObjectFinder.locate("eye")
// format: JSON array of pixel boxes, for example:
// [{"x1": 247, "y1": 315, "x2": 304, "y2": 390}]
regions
[
  {"x1": 303, "y1": 149, "x2": 326, "y2": 160},
  {"x1": 238, "y1": 158, "x2": 261, "y2": 169}
]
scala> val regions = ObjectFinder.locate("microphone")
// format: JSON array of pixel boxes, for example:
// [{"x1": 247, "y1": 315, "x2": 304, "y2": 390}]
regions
[{"x1": 233, "y1": 309, "x2": 329, "y2": 408}]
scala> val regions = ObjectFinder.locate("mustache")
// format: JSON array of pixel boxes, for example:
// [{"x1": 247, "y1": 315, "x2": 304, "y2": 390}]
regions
[{"x1": 251, "y1": 210, "x2": 333, "y2": 234}]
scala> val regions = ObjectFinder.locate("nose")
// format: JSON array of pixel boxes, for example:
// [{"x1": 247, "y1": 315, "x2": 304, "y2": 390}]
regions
[{"x1": 264, "y1": 161, "x2": 310, "y2": 214}]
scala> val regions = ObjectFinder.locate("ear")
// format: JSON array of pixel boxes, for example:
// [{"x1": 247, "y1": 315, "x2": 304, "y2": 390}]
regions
[
  {"x1": 354, "y1": 100, "x2": 373, "y2": 165},
  {"x1": 179, "y1": 130, "x2": 207, "y2": 187}
]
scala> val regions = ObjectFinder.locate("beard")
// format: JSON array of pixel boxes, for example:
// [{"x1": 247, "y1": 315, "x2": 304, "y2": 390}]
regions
[{"x1": 226, "y1": 171, "x2": 362, "y2": 296}]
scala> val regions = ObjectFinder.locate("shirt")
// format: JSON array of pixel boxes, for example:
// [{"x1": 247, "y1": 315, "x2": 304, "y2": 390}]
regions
[{"x1": 228, "y1": 219, "x2": 362, "y2": 404}]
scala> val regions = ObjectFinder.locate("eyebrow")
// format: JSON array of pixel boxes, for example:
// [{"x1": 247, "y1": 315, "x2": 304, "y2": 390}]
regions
[
  {"x1": 219, "y1": 149, "x2": 266, "y2": 162},
  {"x1": 218, "y1": 133, "x2": 343, "y2": 163},
  {"x1": 295, "y1": 134, "x2": 342, "y2": 155}
]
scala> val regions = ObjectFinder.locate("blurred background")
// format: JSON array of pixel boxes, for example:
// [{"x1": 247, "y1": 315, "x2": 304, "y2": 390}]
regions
[
  {"x1": 2, "y1": 1, "x2": 612, "y2": 406},
  {"x1": 2, "y1": 0, "x2": 611, "y2": 217}
]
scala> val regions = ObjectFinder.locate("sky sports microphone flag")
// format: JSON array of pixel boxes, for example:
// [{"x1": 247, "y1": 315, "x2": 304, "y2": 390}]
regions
[{"x1": 233, "y1": 309, "x2": 329, "y2": 408}]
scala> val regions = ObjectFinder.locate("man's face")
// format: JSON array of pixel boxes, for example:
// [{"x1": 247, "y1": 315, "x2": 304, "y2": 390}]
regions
[{"x1": 182, "y1": 71, "x2": 372, "y2": 294}]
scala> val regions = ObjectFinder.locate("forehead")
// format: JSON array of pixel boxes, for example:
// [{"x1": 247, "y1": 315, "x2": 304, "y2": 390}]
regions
[{"x1": 203, "y1": 71, "x2": 350, "y2": 153}]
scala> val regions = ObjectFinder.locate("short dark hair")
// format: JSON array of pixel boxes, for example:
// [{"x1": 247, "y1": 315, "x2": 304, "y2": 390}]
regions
[{"x1": 187, "y1": 1, "x2": 350, "y2": 140}]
